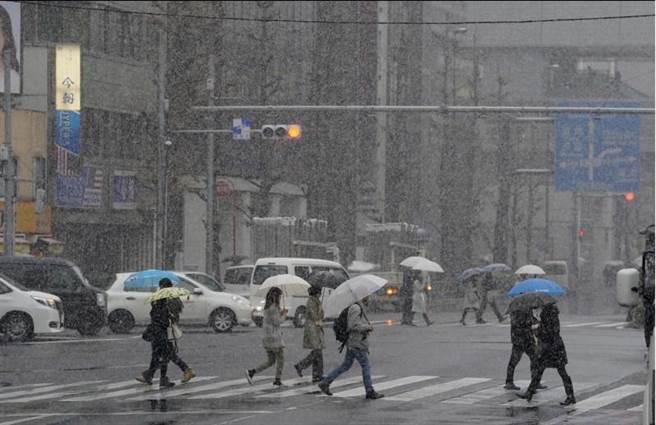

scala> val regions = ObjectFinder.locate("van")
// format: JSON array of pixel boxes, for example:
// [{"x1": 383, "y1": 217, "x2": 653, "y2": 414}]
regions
[
  {"x1": 222, "y1": 265, "x2": 254, "y2": 297},
  {"x1": 0, "y1": 257, "x2": 107, "y2": 336},
  {"x1": 250, "y1": 258, "x2": 349, "y2": 327}
]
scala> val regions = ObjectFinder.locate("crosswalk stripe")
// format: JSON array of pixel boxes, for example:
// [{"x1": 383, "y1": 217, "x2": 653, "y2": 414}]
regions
[
  {"x1": 0, "y1": 383, "x2": 51, "y2": 394},
  {"x1": 62, "y1": 377, "x2": 215, "y2": 402},
  {"x1": 334, "y1": 376, "x2": 436, "y2": 398},
  {"x1": 189, "y1": 377, "x2": 308, "y2": 400},
  {"x1": 126, "y1": 376, "x2": 271, "y2": 400},
  {"x1": 563, "y1": 322, "x2": 606, "y2": 328},
  {"x1": 257, "y1": 375, "x2": 385, "y2": 398},
  {"x1": 572, "y1": 384, "x2": 644, "y2": 415},
  {"x1": 0, "y1": 379, "x2": 155, "y2": 404},
  {"x1": 628, "y1": 404, "x2": 643, "y2": 412},
  {"x1": 443, "y1": 380, "x2": 530, "y2": 405},
  {"x1": 0, "y1": 416, "x2": 52, "y2": 425},
  {"x1": 0, "y1": 381, "x2": 103, "y2": 400},
  {"x1": 385, "y1": 377, "x2": 490, "y2": 402},
  {"x1": 503, "y1": 382, "x2": 597, "y2": 407},
  {"x1": 595, "y1": 322, "x2": 630, "y2": 328}
]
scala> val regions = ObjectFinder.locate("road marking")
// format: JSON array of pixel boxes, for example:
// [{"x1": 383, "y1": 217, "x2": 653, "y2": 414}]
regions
[
  {"x1": 189, "y1": 377, "x2": 308, "y2": 400},
  {"x1": 333, "y1": 376, "x2": 436, "y2": 398},
  {"x1": 594, "y1": 322, "x2": 630, "y2": 328},
  {"x1": 0, "y1": 381, "x2": 103, "y2": 400},
  {"x1": 503, "y1": 382, "x2": 597, "y2": 407},
  {"x1": 628, "y1": 404, "x2": 643, "y2": 412},
  {"x1": 257, "y1": 375, "x2": 385, "y2": 398},
  {"x1": 0, "y1": 383, "x2": 51, "y2": 394},
  {"x1": 0, "y1": 379, "x2": 156, "y2": 403},
  {"x1": 572, "y1": 384, "x2": 644, "y2": 415},
  {"x1": 127, "y1": 376, "x2": 270, "y2": 400},
  {"x1": 443, "y1": 380, "x2": 530, "y2": 404},
  {"x1": 563, "y1": 322, "x2": 606, "y2": 328},
  {"x1": 0, "y1": 416, "x2": 53, "y2": 425},
  {"x1": 25, "y1": 336, "x2": 141, "y2": 345},
  {"x1": 62, "y1": 377, "x2": 215, "y2": 402},
  {"x1": 385, "y1": 377, "x2": 490, "y2": 402}
]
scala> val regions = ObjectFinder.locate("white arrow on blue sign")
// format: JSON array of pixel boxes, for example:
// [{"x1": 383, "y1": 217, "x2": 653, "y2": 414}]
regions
[{"x1": 232, "y1": 118, "x2": 252, "y2": 141}]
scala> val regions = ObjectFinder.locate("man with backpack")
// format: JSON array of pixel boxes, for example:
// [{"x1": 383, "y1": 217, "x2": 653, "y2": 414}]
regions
[{"x1": 318, "y1": 296, "x2": 384, "y2": 400}]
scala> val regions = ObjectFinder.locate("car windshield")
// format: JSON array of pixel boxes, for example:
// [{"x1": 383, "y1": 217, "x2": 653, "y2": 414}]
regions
[
  {"x1": 252, "y1": 265, "x2": 288, "y2": 286},
  {"x1": 185, "y1": 273, "x2": 225, "y2": 292}
]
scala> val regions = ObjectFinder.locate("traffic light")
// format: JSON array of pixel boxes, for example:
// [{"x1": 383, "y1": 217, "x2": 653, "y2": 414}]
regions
[
  {"x1": 260, "y1": 124, "x2": 302, "y2": 140},
  {"x1": 624, "y1": 192, "x2": 636, "y2": 203}
]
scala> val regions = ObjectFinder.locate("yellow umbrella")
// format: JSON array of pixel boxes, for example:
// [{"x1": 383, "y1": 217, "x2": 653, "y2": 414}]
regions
[{"x1": 146, "y1": 287, "x2": 190, "y2": 303}]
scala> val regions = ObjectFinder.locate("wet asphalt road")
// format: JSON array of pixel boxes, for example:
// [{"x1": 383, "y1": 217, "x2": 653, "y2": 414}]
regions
[{"x1": 0, "y1": 311, "x2": 649, "y2": 425}]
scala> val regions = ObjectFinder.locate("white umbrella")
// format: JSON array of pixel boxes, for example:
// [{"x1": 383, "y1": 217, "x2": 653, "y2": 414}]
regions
[
  {"x1": 254, "y1": 274, "x2": 311, "y2": 298},
  {"x1": 347, "y1": 260, "x2": 380, "y2": 273},
  {"x1": 515, "y1": 264, "x2": 546, "y2": 276},
  {"x1": 400, "y1": 256, "x2": 444, "y2": 273},
  {"x1": 323, "y1": 274, "x2": 388, "y2": 318}
]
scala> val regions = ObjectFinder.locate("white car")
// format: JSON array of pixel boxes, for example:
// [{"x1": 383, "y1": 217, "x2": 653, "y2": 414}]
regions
[
  {"x1": 106, "y1": 272, "x2": 253, "y2": 334},
  {"x1": 0, "y1": 274, "x2": 64, "y2": 341}
]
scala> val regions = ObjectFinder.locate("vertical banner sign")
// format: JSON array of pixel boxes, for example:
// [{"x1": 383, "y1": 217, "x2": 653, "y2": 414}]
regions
[
  {"x1": 0, "y1": 1, "x2": 21, "y2": 94},
  {"x1": 112, "y1": 170, "x2": 137, "y2": 210},
  {"x1": 55, "y1": 44, "x2": 81, "y2": 111}
]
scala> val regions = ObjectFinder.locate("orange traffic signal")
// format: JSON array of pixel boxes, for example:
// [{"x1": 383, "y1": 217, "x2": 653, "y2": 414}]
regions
[
  {"x1": 624, "y1": 192, "x2": 636, "y2": 203},
  {"x1": 287, "y1": 124, "x2": 302, "y2": 139}
]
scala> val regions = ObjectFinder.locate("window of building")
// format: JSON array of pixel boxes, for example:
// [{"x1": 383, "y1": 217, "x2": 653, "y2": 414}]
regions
[{"x1": 33, "y1": 157, "x2": 46, "y2": 197}]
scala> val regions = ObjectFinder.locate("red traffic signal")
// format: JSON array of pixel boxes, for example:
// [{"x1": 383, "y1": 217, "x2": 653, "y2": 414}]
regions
[
  {"x1": 578, "y1": 228, "x2": 586, "y2": 238},
  {"x1": 624, "y1": 192, "x2": 636, "y2": 203}
]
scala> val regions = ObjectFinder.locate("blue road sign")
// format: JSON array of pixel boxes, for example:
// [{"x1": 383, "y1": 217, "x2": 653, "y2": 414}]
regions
[
  {"x1": 55, "y1": 111, "x2": 81, "y2": 154},
  {"x1": 555, "y1": 101, "x2": 640, "y2": 193},
  {"x1": 232, "y1": 118, "x2": 252, "y2": 141}
]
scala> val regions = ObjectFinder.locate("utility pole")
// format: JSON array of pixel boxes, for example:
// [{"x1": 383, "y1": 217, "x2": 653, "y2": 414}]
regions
[
  {"x1": 156, "y1": 22, "x2": 167, "y2": 269},
  {"x1": 205, "y1": 54, "x2": 216, "y2": 277},
  {"x1": 3, "y1": 49, "x2": 15, "y2": 256},
  {"x1": 374, "y1": 0, "x2": 388, "y2": 222}
]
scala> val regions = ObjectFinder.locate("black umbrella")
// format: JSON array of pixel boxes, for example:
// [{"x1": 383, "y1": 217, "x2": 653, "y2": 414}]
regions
[{"x1": 506, "y1": 292, "x2": 557, "y2": 314}]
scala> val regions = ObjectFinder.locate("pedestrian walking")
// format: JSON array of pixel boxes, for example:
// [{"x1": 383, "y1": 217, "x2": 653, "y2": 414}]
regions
[
  {"x1": 246, "y1": 287, "x2": 287, "y2": 386},
  {"x1": 136, "y1": 278, "x2": 194, "y2": 388},
  {"x1": 162, "y1": 293, "x2": 196, "y2": 384},
  {"x1": 411, "y1": 272, "x2": 434, "y2": 326},
  {"x1": 318, "y1": 296, "x2": 384, "y2": 400},
  {"x1": 516, "y1": 304, "x2": 575, "y2": 405},
  {"x1": 476, "y1": 272, "x2": 506, "y2": 324},
  {"x1": 400, "y1": 270, "x2": 414, "y2": 325},
  {"x1": 293, "y1": 285, "x2": 325, "y2": 383},
  {"x1": 460, "y1": 279, "x2": 480, "y2": 325},
  {"x1": 504, "y1": 309, "x2": 545, "y2": 391}
]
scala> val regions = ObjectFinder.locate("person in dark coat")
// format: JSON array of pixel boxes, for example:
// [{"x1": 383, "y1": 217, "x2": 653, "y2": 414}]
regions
[
  {"x1": 516, "y1": 304, "x2": 575, "y2": 405},
  {"x1": 504, "y1": 309, "x2": 546, "y2": 390},
  {"x1": 400, "y1": 269, "x2": 415, "y2": 325},
  {"x1": 161, "y1": 295, "x2": 195, "y2": 384}
]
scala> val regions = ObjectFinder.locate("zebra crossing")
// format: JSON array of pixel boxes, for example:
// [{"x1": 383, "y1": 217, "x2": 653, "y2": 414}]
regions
[
  {"x1": 449, "y1": 320, "x2": 633, "y2": 330},
  {"x1": 0, "y1": 374, "x2": 644, "y2": 417}
]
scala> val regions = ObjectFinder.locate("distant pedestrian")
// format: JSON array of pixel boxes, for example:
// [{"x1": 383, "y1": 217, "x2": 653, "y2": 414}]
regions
[
  {"x1": 504, "y1": 309, "x2": 545, "y2": 391},
  {"x1": 460, "y1": 279, "x2": 480, "y2": 325},
  {"x1": 163, "y1": 294, "x2": 196, "y2": 384},
  {"x1": 400, "y1": 270, "x2": 414, "y2": 325},
  {"x1": 411, "y1": 272, "x2": 433, "y2": 326},
  {"x1": 293, "y1": 285, "x2": 325, "y2": 383},
  {"x1": 476, "y1": 272, "x2": 505, "y2": 323},
  {"x1": 516, "y1": 304, "x2": 575, "y2": 405},
  {"x1": 246, "y1": 287, "x2": 287, "y2": 386},
  {"x1": 318, "y1": 296, "x2": 384, "y2": 400}
]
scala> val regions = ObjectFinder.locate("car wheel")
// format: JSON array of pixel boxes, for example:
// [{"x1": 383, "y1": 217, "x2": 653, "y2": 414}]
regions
[
  {"x1": 211, "y1": 308, "x2": 235, "y2": 333},
  {"x1": 293, "y1": 306, "x2": 306, "y2": 328},
  {"x1": 76, "y1": 311, "x2": 104, "y2": 336},
  {"x1": 108, "y1": 310, "x2": 135, "y2": 334},
  {"x1": 1, "y1": 312, "x2": 34, "y2": 342}
]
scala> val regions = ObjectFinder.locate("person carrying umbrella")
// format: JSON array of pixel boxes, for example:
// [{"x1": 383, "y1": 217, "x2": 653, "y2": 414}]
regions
[
  {"x1": 318, "y1": 295, "x2": 384, "y2": 399},
  {"x1": 399, "y1": 269, "x2": 415, "y2": 325},
  {"x1": 516, "y1": 303, "x2": 575, "y2": 405},
  {"x1": 411, "y1": 271, "x2": 434, "y2": 326},
  {"x1": 293, "y1": 285, "x2": 325, "y2": 382},
  {"x1": 476, "y1": 272, "x2": 506, "y2": 324},
  {"x1": 246, "y1": 287, "x2": 287, "y2": 386}
]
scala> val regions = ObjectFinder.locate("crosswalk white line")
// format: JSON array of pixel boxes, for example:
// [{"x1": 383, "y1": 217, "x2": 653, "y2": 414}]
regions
[
  {"x1": 127, "y1": 376, "x2": 271, "y2": 401},
  {"x1": 572, "y1": 384, "x2": 644, "y2": 415},
  {"x1": 503, "y1": 382, "x2": 597, "y2": 407},
  {"x1": 0, "y1": 379, "x2": 147, "y2": 404},
  {"x1": 62, "y1": 377, "x2": 215, "y2": 402},
  {"x1": 385, "y1": 377, "x2": 490, "y2": 402},
  {"x1": 563, "y1": 322, "x2": 606, "y2": 328},
  {"x1": 594, "y1": 322, "x2": 630, "y2": 328},
  {"x1": 444, "y1": 380, "x2": 530, "y2": 405},
  {"x1": 0, "y1": 381, "x2": 103, "y2": 401},
  {"x1": 333, "y1": 376, "x2": 436, "y2": 398},
  {"x1": 189, "y1": 377, "x2": 308, "y2": 400},
  {"x1": 0, "y1": 383, "x2": 51, "y2": 394},
  {"x1": 257, "y1": 375, "x2": 385, "y2": 399},
  {"x1": 0, "y1": 416, "x2": 52, "y2": 425},
  {"x1": 628, "y1": 404, "x2": 643, "y2": 412}
]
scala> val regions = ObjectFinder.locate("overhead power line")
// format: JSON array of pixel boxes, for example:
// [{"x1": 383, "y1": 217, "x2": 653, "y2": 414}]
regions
[{"x1": 23, "y1": 2, "x2": 655, "y2": 26}]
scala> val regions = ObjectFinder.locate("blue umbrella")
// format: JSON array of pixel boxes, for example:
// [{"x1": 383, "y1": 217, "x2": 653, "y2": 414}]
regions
[
  {"x1": 124, "y1": 269, "x2": 181, "y2": 291},
  {"x1": 480, "y1": 263, "x2": 512, "y2": 273},
  {"x1": 458, "y1": 267, "x2": 482, "y2": 282},
  {"x1": 507, "y1": 278, "x2": 565, "y2": 298}
]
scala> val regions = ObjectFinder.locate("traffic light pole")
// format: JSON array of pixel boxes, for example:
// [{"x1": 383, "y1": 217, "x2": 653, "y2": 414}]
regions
[
  {"x1": 206, "y1": 54, "x2": 216, "y2": 278},
  {"x1": 3, "y1": 49, "x2": 15, "y2": 256}
]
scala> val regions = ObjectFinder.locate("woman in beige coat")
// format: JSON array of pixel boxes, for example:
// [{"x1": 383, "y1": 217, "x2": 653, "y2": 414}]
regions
[{"x1": 294, "y1": 286, "x2": 325, "y2": 382}]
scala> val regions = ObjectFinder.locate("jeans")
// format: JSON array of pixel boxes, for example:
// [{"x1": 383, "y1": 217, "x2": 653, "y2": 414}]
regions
[
  {"x1": 161, "y1": 342, "x2": 189, "y2": 376},
  {"x1": 324, "y1": 348, "x2": 373, "y2": 392},
  {"x1": 296, "y1": 349, "x2": 324, "y2": 381},
  {"x1": 254, "y1": 348, "x2": 284, "y2": 380}
]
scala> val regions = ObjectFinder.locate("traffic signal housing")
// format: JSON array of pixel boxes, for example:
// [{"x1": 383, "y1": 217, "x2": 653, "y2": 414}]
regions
[{"x1": 260, "y1": 124, "x2": 302, "y2": 140}]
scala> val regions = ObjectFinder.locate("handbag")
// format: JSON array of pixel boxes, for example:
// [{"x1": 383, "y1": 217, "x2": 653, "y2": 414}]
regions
[{"x1": 167, "y1": 322, "x2": 183, "y2": 340}]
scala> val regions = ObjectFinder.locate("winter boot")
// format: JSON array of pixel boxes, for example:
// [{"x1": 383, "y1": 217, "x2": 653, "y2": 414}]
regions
[
  {"x1": 273, "y1": 379, "x2": 283, "y2": 387},
  {"x1": 136, "y1": 371, "x2": 153, "y2": 385},
  {"x1": 560, "y1": 395, "x2": 576, "y2": 406},
  {"x1": 245, "y1": 369, "x2": 255, "y2": 385},
  {"x1": 365, "y1": 390, "x2": 385, "y2": 400},
  {"x1": 181, "y1": 368, "x2": 196, "y2": 384},
  {"x1": 294, "y1": 363, "x2": 303, "y2": 378},
  {"x1": 515, "y1": 391, "x2": 534, "y2": 402},
  {"x1": 318, "y1": 380, "x2": 332, "y2": 396},
  {"x1": 504, "y1": 383, "x2": 520, "y2": 390},
  {"x1": 159, "y1": 377, "x2": 175, "y2": 388}
]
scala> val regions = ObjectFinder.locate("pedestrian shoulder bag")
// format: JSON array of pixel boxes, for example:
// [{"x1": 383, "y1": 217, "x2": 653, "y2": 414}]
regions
[
  {"x1": 332, "y1": 304, "x2": 363, "y2": 352},
  {"x1": 167, "y1": 322, "x2": 183, "y2": 340}
]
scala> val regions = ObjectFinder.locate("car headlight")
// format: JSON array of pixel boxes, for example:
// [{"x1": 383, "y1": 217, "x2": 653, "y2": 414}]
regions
[
  {"x1": 255, "y1": 305, "x2": 264, "y2": 312},
  {"x1": 31, "y1": 295, "x2": 57, "y2": 309},
  {"x1": 96, "y1": 293, "x2": 106, "y2": 307}
]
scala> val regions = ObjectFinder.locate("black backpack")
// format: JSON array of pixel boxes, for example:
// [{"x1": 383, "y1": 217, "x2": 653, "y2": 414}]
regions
[{"x1": 333, "y1": 304, "x2": 362, "y2": 351}]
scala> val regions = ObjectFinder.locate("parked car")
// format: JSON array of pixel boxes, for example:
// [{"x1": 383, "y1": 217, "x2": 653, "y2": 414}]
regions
[
  {"x1": 0, "y1": 273, "x2": 64, "y2": 341},
  {"x1": 249, "y1": 258, "x2": 349, "y2": 327},
  {"x1": 221, "y1": 265, "x2": 253, "y2": 297},
  {"x1": 106, "y1": 271, "x2": 253, "y2": 334},
  {"x1": 0, "y1": 257, "x2": 106, "y2": 336}
]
